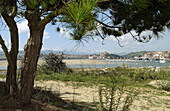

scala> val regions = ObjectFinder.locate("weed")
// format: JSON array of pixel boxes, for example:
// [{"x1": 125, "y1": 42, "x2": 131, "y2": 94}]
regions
[
  {"x1": 0, "y1": 74, "x2": 6, "y2": 78},
  {"x1": 94, "y1": 71, "x2": 139, "y2": 111}
]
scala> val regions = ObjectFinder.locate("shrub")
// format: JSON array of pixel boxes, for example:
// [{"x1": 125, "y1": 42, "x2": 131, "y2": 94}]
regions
[
  {"x1": 94, "y1": 72, "x2": 138, "y2": 111},
  {"x1": 40, "y1": 53, "x2": 71, "y2": 74}
]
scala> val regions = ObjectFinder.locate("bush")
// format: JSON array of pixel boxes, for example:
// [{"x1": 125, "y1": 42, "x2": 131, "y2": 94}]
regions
[
  {"x1": 94, "y1": 72, "x2": 138, "y2": 111},
  {"x1": 40, "y1": 53, "x2": 71, "y2": 74}
]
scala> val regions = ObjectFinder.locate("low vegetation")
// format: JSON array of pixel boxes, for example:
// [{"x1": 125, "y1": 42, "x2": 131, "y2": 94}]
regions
[
  {"x1": 0, "y1": 64, "x2": 170, "y2": 110},
  {"x1": 39, "y1": 53, "x2": 72, "y2": 74},
  {"x1": 34, "y1": 66, "x2": 170, "y2": 110},
  {"x1": 36, "y1": 66, "x2": 170, "y2": 89}
]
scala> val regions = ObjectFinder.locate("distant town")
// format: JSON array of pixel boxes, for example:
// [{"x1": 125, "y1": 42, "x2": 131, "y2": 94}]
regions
[
  {"x1": 54, "y1": 51, "x2": 170, "y2": 60},
  {"x1": 0, "y1": 51, "x2": 170, "y2": 60},
  {"x1": 134, "y1": 51, "x2": 170, "y2": 60}
]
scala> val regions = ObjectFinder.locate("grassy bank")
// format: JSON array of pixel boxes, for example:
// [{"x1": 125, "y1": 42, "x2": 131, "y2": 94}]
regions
[
  {"x1": 1, "y1": 66, "x2": 169, "y2": 87},
  {"x1": 35, "y1": 67, "x2": 170, "y2": 87},
  {"x1": 0, "y1": 66, "x2": 170, "y2": 110},
  {"x1": 1, "y1": 67, "x2": 169, "y2": 86},
  {"x1": 34, "y1": 66, "x2": 170, "y2": 110}
]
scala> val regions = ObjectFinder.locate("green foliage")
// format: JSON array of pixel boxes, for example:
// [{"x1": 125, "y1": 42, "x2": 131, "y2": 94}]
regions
[
  {"x1": 36, "y1": 66, "x2": 170, "y2": 87},
  {"x1": 132, "y1": 0, "x2": 149, "y2": 11},
  {"x1": 161, "y1": 82, "x2": 170, "y2": 91},
  {"x1": 41, "y1": 2, "x2": 48, "y2": 9},
  {"x1": 30, "y1": 0, "x2": 39, "y2": 9},
  {"x1": 95, "y1": 86, "x2": 137, "y2": 111},
  {"x1": 61, "y1": 0, "x2": 98, "y2": 41},
  {"x1": 99, "y1": 0, "x2": 170, "y2": 42},
  {"x1": 27, "y1": 0, "x2": 66, "y2": 12},
  {"x1": 1, "y1": 0, "x2": 168, "y2": 43},
  {"x1": 0, "y1": 74, "x2": 6, "y2": 78},
  {"x1": 40, "y1": 53, "x2": 68, "y2": 74},
  {"x1": 123, "y1": 51, "x2": 150, "y2": 58},
  {"x1": 155, "y1": 80, "x2": 170, "y2": 91},
  {"x1": 102, "y1": 27, "x2": 123, "y2": 37},
  {"x1": 49, "y1": 0, "x2": 56, "y2": 5},
  {"x1": 1, "y1": 0, "x2": 169, "y2": 43},
  {"x1": 94, "y1": 70, "x2": 138, "y2": 111},
  {"x1": 63, "y1": 0, "x2": 98, "y2": 26},
  {"x1": 0, "y1": 0, "x2": 16, "y2": 14}
]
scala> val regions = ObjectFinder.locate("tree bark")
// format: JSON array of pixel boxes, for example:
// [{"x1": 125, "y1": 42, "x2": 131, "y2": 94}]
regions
[
  {"x1": 18, "y1": 19, "x2": 45, "y2": 105},
  {"x1": 1, "y1": 12, "x2": 19, "y2": 96},
  {"x1": 6, "y1": 25, "x2": 18, "y2": 96}
]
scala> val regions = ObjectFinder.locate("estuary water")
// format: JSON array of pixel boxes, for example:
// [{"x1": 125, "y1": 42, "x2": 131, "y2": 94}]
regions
[
  {"x1": 0, "y1": 60, "x2": 170, "y2": 70},
  {"x1": 68, "y1": 60, "x2": 170, "y2": 68}
]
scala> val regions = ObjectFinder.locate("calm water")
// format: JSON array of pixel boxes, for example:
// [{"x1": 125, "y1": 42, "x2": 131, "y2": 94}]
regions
[
  {"x1": 0, "y1": 60, "x2": 170, "y2": 70},
  {"x1": 68, "y1": 60, "x2": 170, "y2": 68}
]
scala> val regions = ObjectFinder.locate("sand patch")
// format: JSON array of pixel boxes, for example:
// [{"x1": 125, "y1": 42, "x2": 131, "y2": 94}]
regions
[
  {"x1": 34, "y1": 80, "x2": 170, "y2": 111},
  {"x1": 0, "y1": 78, "x2": 170, "y2": 110}
]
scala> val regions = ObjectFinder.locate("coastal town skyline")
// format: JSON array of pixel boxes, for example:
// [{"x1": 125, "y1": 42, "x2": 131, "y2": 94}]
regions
[{"x1": 44, "y1": 50, "x2": 170, "y2": 60}]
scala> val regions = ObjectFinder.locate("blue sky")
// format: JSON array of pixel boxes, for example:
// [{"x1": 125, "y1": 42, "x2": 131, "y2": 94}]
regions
[{"x1": 0, "y1": 19, "x2": 170, "y2": 54}]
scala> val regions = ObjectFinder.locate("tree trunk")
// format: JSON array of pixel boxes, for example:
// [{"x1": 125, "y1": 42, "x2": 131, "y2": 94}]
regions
[
  {"x1": 6, "y1": 39, "x2": 18, "y2": 96},
  {"x1": 6, "y1": 65, "x2": 17, "y2": 96},
  {"x1": 18, "y1": 21, "x2": 45, "y2": 105},
  {"x1": 1, "y1": 12, "x2": 19, "y2": 96}
]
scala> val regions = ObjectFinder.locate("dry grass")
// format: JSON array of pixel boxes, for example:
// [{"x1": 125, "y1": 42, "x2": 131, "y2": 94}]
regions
[
  {"x1": 34, "y1": 80, "x2": 170, "y2": 111},
  {"x1": 0, "y1": 78, "x2": 170, "y2": 111}
]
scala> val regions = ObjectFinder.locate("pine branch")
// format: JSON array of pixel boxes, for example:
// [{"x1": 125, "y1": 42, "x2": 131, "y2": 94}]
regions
[
  {"x1": 94, "y1": 18, "x2": 123, "y2": 29},
  {"x1": 39, "y1": 9, "x2": 62, "y2": 27}
]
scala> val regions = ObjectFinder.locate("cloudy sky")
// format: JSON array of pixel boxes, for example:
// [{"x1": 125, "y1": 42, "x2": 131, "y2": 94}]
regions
[{"x1": 0, "y1": 19, "x2": 170, "y2": 54}]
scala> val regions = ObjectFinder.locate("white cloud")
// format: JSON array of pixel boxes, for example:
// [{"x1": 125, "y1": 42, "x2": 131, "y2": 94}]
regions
[
  {"x1": 27, "y1": 32, "x2": 30, "y2": 38},
  {"x1": 42, "y1": 47, "x2": 64, "y2": 51},
  {"x1": 17, "y1": 21, "x2": 50, "y2": 39},
  {"x1": 44, "y1": 31, "x2": 50, "y2": 39},
  {"x1": 108, "y1": 35, "x2": 118, "y2": 42},
  {"x1": 59, "y1": 28, "x2": 71, "y2": 38},
  {"x1": 94, "y1": 37, "x2": 102, "y2": 42},
  {"x1": 140, "y1": 30, "x2": 153, "y2": 36},
  {"x1": 17, "y1": 20, "x2": 29, "y2": 34},
  {"x1": 107, "y1": 31, "x2": 145, "y2": 46},
  {"x1": 121, "y1": 33, "x2": 135, "y2": 45},
  {"x1": 95, "y1": 49, "x2": 111, "y2": 53}
]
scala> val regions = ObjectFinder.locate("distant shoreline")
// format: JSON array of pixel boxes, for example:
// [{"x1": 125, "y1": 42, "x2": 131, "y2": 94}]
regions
[{"x1": 0, "y1": 59, "x2": 169, "y2": 69}]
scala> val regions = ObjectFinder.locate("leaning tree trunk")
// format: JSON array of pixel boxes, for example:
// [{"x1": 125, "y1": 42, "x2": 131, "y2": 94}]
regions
[
  {"x1": 1, "y1": 12, "x2": 19, "y2": 96},
  {"x1": 5, "y1": 28, "x2": 18, "y2": 96},
  {"x1": 18, "y1": 21, "x2": 45, "y2": 105}
]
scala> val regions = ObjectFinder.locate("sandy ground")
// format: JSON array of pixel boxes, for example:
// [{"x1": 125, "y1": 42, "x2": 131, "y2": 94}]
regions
[
  {"x1": 0, "y1": 58, "x2": 170, "y2": 67},
  {"x1": 0, "y1": 59, "x2": 128, "y2": 67},
  {"x1": 63, "y1": 59, "x2": 112, "y2": 65},
  {"x1": 0, "y1": 60, "x2": 22, "y2": 67},
  {"x1": 38, "y1": 59, "x2": 116, "y2": 66},
  {"x1": 1, "y1": 78, "x2": 169, "y2": 111},
  {"x1": 34, "y1": 80, "x2": 170, "y2": 111},
  {"x1": 34, "y1": 80, "x2": 99, "y2": 103}
]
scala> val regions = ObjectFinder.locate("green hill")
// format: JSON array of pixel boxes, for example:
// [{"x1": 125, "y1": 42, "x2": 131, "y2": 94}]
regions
[{"x1": 122, "y1": 51, "x2": 151, "y2": 58}]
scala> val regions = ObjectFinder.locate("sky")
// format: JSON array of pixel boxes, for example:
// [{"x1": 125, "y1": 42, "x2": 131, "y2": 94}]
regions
[{"x1": 0, "y1": 19, "x2": 170, "y2": 55}]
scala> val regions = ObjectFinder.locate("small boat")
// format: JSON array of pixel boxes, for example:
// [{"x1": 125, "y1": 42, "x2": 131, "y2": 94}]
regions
[
  {"x1": 160, "y1": 59, "x2": 166, "y2": 63},
  {"x1": 159, "y1": 57, "x2": 166, "y2": 63}
]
